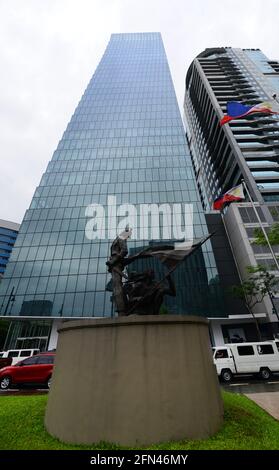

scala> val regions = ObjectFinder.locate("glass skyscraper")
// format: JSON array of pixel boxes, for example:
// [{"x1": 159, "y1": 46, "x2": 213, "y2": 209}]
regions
[
  {"x1": 0, "y1": 220, "x2": 20, "y2": 280},
  {"x1": 0, "y1": 33, "x2": 224, "y2": 325}
]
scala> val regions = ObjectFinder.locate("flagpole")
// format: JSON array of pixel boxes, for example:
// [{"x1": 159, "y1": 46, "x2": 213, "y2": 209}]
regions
[
  {"x1": 220, "y1": 209, "x2": 244, "y2": 284},
  {"x1": 241, "y1": 179, "x2": 279, "y2": 272}
]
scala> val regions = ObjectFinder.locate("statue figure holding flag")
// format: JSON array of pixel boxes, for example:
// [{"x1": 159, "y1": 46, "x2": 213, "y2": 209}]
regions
[
  {"x1": 106, "y1": 228, "x2": 213, "y2": 316},
  {"x1": 124, "y1": 269, "x2": 176, "y2": 315}
]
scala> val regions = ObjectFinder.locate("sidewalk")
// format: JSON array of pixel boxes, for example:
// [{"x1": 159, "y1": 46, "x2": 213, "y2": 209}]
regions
[{"x1": 245, "y1": 392, "x2": 279, "y2": 420}]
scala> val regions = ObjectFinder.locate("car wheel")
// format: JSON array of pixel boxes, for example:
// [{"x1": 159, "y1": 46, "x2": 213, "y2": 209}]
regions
[
  {"x1": 46, "y1": 375, "x2": 52, "y2": 390},
  {"x1": 221, "y1": 369, "x2": 233, "y2": 383},
  {"x1": 259, "y1": 368, "x2": 271, "y2": 380},
  {"x1": 0, "y1": 376, "x2": 11, "y2": 390}
]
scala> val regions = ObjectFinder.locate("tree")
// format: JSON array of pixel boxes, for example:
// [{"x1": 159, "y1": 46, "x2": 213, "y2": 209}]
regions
[
  {"x1": 253, "y1": 223, "x2": 279, "y2": 246},
  {"x1": 159, "y1": 304, "x2": 169, "y2": 315},
  {"x1": 231, "y1": 265, "x2": 278, "y2": 341}
]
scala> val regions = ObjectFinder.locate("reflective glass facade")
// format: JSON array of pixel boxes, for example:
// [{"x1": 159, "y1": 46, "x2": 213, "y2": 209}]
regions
[
  {"x1": 0, "y1": 33, "x2": 224, "y2": 318},
  {"x1": 0, "y1": 220, "x2": 19, "y2": 279}
]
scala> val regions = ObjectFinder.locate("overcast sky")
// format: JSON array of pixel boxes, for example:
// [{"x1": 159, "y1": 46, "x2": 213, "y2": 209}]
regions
[{"x1": 1, "y1": 0, "x2": 278, "y2": 223}]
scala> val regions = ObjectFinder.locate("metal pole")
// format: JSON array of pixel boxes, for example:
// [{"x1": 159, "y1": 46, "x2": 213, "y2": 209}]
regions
[
  {"x1": 241, "y1": 179, "x2": 279, "y2": 272},
  {"x1": 221, "y1": 212, "x2": 244, "y2": 283}
]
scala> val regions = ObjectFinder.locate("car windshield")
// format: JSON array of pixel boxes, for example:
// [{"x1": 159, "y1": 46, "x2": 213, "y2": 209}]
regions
[{"x1": 20, "y1": 356, "x2": 39, "y2": 366}]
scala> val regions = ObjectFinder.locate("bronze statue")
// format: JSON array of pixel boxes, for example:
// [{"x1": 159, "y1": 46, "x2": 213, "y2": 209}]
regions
[
  {"x1": 106, "y1": 228, "x2": 176, "y2": 316},
  {"x1": 124, "y1": 269, "x2": 175, "y2": 315},
  {"x1": 106, "y1": 229, "x2": 213, "y2": 316},
  {"x1": 106, "y1": 228, "x2": 132, "y2": 316}
]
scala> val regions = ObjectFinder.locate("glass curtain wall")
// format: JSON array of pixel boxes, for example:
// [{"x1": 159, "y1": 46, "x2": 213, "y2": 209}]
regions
[{"x1": 0, "y1": 33, "x2": 224, "y2": 318}]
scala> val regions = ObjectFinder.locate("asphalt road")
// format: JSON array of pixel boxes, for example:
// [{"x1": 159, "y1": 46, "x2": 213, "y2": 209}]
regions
[
  {"x1": 0, "y1": 388, "x2": 48, "y2": 396},
  {"x1": 1, "y1": 376, "x2": 279, "y2": 396},
  {"x1": 221, "y1": 375, "x2": 279, "y2": 394}
]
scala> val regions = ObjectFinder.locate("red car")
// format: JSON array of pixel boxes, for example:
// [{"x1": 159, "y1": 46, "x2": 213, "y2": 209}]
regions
[{"x1": 0, "y1": 352, "x2": 55, "y2": 390}]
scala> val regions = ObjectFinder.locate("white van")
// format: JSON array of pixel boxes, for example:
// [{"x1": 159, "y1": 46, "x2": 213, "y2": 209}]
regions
[
  {"x1": 0, "y1": 349, "x2": 40, "y2": 365},
  {"x1": 213, "y1": 341, "x2": 279, "y2": 382}
]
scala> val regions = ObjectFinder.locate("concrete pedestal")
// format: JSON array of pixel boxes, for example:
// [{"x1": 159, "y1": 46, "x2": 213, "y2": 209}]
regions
[{"x1": 45, "y1": 315, "x2": 223, "y2": 446}]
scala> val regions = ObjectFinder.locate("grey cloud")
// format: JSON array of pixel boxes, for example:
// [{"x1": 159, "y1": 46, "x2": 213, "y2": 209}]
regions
[{"x1": 0, "y1": 0, "x2": 278, "y2": 222}]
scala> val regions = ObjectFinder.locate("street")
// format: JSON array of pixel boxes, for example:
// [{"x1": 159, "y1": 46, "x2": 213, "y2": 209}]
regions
[
  {"x1": 0, "y1": 388, "x2": 48, "y2": 396},
  {"x1": 1, "y1": 375, "x2": 279, "y2": 396},
  {"x1": 221, "y1": 374, "x2": 279, "y2": 394}
]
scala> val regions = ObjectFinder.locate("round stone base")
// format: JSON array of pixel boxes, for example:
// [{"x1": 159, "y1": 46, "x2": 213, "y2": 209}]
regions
[{"x1": 45, "y1": 315, "x2": 223, "y2": 446}]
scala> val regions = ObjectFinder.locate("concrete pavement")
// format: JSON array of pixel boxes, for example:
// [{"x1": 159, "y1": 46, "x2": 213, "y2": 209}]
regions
[
  {"x1": 222, "y1": 379, "x2": 279, "y2": 421},
  {"x1": 245, "y1": 391, "x2": 279, "y2": 420}
]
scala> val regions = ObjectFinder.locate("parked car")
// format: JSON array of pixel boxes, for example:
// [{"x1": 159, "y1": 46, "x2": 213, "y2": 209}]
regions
[
  {"x1": 0, "y1": 352, "x2": 55, "y2": 390},
  {"x1": 213, "y1": 340, "x2": 279, "y2": 382},
  {"x1": 0, "y1": 349, "x2": 40, "y2": 365},
  {"x1": 0, "y1": 357, "x2": 12, "y2": 370}
]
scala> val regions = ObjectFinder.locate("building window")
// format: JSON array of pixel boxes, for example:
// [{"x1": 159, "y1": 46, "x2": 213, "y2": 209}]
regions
[{"x1": 238, "y1": 207, "x2": 265, "y2": 223}]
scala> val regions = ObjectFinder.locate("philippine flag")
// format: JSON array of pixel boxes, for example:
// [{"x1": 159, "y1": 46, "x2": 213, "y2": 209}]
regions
[
  {"x1": 220, "y1": 101, "x2": 277, "y2": 126},
  {"x1": 213, "y1": 184, "x2": 245, "y2": 211}
]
